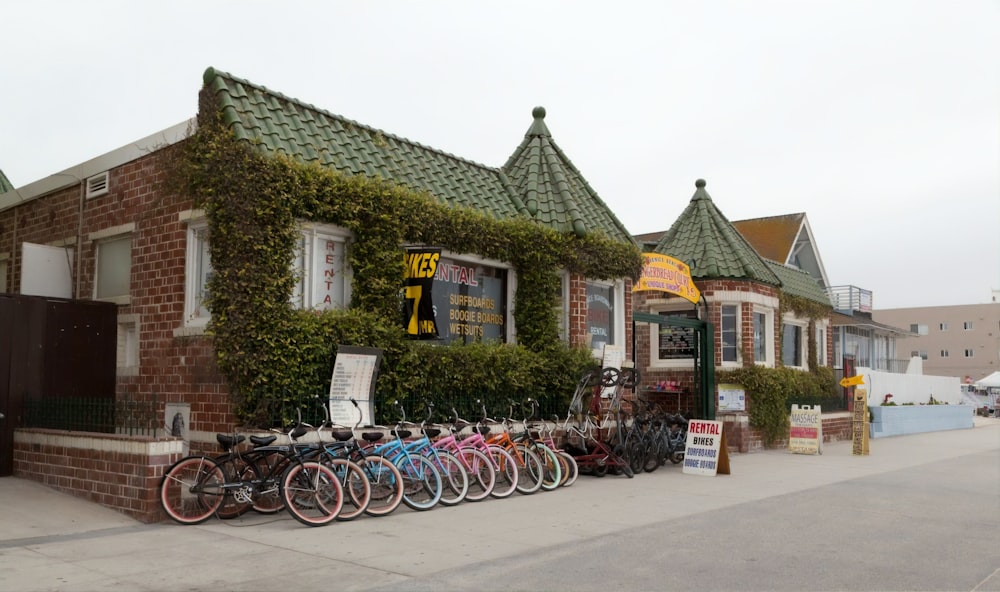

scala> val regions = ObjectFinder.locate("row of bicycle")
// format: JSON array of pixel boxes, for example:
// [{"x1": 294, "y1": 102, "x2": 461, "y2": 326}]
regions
[{"x1": 160, "y1": 399, "x2": 586, "y2": 527}]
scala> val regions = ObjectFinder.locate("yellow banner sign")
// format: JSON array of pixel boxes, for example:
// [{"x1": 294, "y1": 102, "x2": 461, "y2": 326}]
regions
[
  {"x1": 632, "y1": 253, "x2": 701, "y2": 304},
  {"x1": 839, "y1": 375, "x2": 865, "y2": 387}
]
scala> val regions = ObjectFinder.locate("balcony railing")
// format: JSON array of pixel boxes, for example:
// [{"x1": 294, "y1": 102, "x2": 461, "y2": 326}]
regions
[{"x1": 828, "y1": 285, "x2": 872, "y2": 314}]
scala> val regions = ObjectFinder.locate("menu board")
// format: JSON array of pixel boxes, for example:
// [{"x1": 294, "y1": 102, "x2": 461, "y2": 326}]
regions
[{"x1": 328, "y1": 346, "x2": 383, "y2": 428}]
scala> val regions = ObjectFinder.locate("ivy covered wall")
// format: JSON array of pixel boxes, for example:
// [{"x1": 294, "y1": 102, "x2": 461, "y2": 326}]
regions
[{"x1": 172, "y1": 87, "x2": 643, "y2": 426}]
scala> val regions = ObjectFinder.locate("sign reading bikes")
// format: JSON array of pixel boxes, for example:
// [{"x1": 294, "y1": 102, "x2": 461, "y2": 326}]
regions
[
  {"x1": 402, "y1": 247, "x2": 440, "y2": 339},
  {"x1": 683, "y1": 420, "x2": 727, "y2": 476}
]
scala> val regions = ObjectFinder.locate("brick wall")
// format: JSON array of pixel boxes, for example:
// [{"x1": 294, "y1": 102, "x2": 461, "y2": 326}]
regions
[{"x1": 13, "y1": 429, "x2": 184, "y2": 523}]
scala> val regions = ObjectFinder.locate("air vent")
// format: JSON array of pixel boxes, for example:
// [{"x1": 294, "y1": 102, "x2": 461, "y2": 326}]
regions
[{"x1": 86, "y1": 172, "x2": 109, "y2": 198}]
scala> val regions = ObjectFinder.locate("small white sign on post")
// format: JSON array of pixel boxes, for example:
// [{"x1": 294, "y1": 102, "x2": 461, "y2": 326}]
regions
[
  {"x1": 600, "y1": 344, "x2": 625, "y2": 398},
  {"x1": 718, "y1": 383, "x2": 746, "y2": 412},
  {"x1": 682, "y1": 419, "x2": 725, "y2": 476},
  {"x1": 789, "y1": 404, "x2": 823, "y2": 455},
  {"x1": 328, "y1": 346, "x2": 383, "y2": 428}
]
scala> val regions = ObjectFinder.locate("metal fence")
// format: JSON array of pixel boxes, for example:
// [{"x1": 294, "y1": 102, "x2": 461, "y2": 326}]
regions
[{"x1": 22, "y1": 393, "x2": 160, "y2": 436}]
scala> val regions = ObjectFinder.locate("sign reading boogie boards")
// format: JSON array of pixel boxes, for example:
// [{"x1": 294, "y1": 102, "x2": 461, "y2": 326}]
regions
[{"x1": 430, "y1": 256, "x2": 507, "y2": 344}]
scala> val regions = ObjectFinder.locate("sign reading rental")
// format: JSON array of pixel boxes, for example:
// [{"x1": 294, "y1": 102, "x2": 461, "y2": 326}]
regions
[
  {"x1": 632, "y1": 253, "x2": 700, "y2": 304},
  {"x1": 682, "y1": 419, "x2": 724, "y2": 476}
]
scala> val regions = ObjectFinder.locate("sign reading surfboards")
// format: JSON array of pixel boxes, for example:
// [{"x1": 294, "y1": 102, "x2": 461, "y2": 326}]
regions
[
  {"x1": 632, "y1": 253, "x2": 700, "y2": 304},
  {"x1": 430, "y1": 256, "x2": 508, "y2": 344}
]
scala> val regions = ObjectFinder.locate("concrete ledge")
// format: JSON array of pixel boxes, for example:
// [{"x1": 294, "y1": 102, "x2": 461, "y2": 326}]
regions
[{"x1": 869, "y1": 404, "x2": 974, "y2": 438}]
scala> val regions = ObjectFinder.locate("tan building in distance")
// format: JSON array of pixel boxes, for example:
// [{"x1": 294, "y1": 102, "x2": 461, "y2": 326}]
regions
[{"x1": 873, "y1": 301, "x2": 1000, "y2": 382}]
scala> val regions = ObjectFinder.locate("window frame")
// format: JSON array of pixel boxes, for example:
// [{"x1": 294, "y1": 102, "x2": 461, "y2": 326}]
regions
[
  {"x1": 291, "y1": 223, "x2": 354, "y2": 311},
  {"x1": 0, "y1": 255, "x2": 8, "y2": 293},
  {"x1": 183, "y1": 219, "x2": 213, "y2": 329},
  {"x1": 90, "y1": 224, "x2": 134, "y2": 305},
  {"x1": 648, "y1": 301, "x2": 698, "y2": 369},
  {"x1": 719, "y1": 303, "x2": 741, "y2": 366},
  {"x1": 753, "y1": 306, "x2": 775, "y2": 368},
  {"x1": 585, "y1": 279, "x2": 625, "y2": 360},
  {"x1": 430, "y1": 250, "x2": 516, "y2": 345},
  {"x1": 814, "y1": 319, "x2": 829, "y2": 367},
  {"x1": 781, "y1": 315, "x2": 808, "y2": 369}
]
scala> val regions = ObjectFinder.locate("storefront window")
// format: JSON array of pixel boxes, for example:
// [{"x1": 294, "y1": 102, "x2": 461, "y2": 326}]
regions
[{"x1": 430, "y1": 256, "x2": 508, "y2": 344}]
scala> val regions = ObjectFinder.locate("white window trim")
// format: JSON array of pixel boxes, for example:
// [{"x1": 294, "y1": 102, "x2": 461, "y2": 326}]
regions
[
  {"x1": 647, "y1": 300, "x2": 697, "y2": 370},
  {"x1": 436, "y1": 249, "x2": 518, "y2": 344},
  {"x1": 585, "y1": 278, "x2": 625, "y2": 361},
  {"x1": 293, "y1": 222, "x2": 354, "y2": 311},
  {"x1": 719, "y1": 302, "x2": 742, "y2": 368},
  {"x1": 753, "y1": 306, "x2": 776, "y2": 368},
  {"x1": 814, "y1": 318, "x2": 829, "y2": 367},
  {"x1": 557, "y1": 270, "x2": 570, "y2": 343},
  {"x1": 182, "y1": 218, "x2": 211, "y2": 331},
  {"x1": 781, "y1": 313, "x2": 809, "y2": 370},
  {"x1": 91, "y1": 223, "x2": 135, "y2": 305}
]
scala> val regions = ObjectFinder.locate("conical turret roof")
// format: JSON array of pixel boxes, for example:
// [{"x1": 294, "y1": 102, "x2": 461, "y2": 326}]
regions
[
  {"x1": 502, "y1": 107, "x2": 634, "y2": 242},
  {"x1": 652, "y1": 179, "x2": 780, "y2": 285}
]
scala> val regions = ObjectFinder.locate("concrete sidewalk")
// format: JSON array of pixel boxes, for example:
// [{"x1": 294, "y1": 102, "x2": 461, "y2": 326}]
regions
[{"x1": 1, "y1": 416, "x2": 997, "y2": 591}]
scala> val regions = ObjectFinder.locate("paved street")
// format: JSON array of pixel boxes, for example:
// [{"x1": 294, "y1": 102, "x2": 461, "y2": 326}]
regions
[{"x1": 1, "y1": 417, "x2": 998, "y2": 592}]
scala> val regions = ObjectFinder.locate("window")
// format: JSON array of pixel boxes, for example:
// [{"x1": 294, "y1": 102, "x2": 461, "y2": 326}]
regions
[
  {"x1": 184, "y1": 222, "x2": 213, "y2": 327},
  {"x1": 0, "y1": 258, "x2": 7, "y2": 293},
  {"x1": 720, "y1": 304, "x2": 739, "y2": 363},
  {"x1": 964, "y1": 321, "x2": 973, "y2": 331},
  {"x1": 430, "y1": 254, "x2": 511, "y2": 345},
  {"x1": 910, "y1": 324, "x2": 928, "y2": 335},
  {"x1": 585, "y1": 280, "x2": 624, "y2": 358},
  {"x1": 910, "y1": 350, "x2": 928, "y2": 360},
  {"x1": 939, "y1": 323, "x2": 948, "y2": 331},
  {"x1": 95, "y1": 235, "x2": 132, "y2": 302},
  {"x1": 940, "y1": 350, "x2": 950, "y2": 358},
  {"x1": 117, "y1": 314, "x2": 139, "y2": 376},
  {"x1": 291, "y1": 224, "x2": 352, "y2": 310},
  {"x1": 781, "y1": 323, "x2": 804, "y2": 367},
  {"x1": 753, "y1": 308, "x2": 775, "y2": 367},
  {"x1": 654, "y1": 308, "x2": 698, "y2": 364},
  {"x1": 965, "y1": 349, "x2": 975, "y2": 358},
  {"x1": 555, "y1": 272, "x2": 570, "y2": 342},
  {"x1": 815, "y1": 325, "x2": 827, "y2": 367}
]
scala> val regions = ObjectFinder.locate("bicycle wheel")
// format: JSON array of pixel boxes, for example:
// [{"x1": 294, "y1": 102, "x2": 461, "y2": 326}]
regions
[
  {"x1": 534, "y1": 443, "x2": 563, "y2": 492},
  {"x1": 432, "y1": 450, "x2": 469, "y2": 506},
  {"x1": 558, "y1": 450, "x2": 579, "y2": 487},
  {"x1": 249, "y1": 450, "x2": 289, "y2": 514},
  {"x1": 628, "y1": 439, "x2": 646, "y2": 475},
  {"x1": 513, "y1": 444, "x2": 544, "y2": 495},
  {"x1": 362, "y1": 454, "x2": 405, "y2": 517},
  {"x1": 280, "y1": 461, "x2": 343, "y2": 527},
  {"x1": 396, "y1": 454, "x2": 442, "y2": 511},
  {"x1": 487, "y1": 445, "x2": 519, "y2": 499},
  {"x1": 210, "y1": 454, "x2": 254, "y2": 519},
  {"x1": 160, "y1": 456, "x2": 226, "y2": 525},
  {"x1": 455, "y1": 447, "x2": 495, "y2": 502},
  {"x1": 324, "y1": 457, "x2": 371, "y2": 521}
]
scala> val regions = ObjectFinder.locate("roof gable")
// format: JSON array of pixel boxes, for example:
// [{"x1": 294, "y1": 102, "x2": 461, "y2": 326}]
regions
[
  {"x1": 734, "y1": 213, "x2": 830, "y2": 289},
  {"x1": 652, "y1": 179, "x2": 780, "y2": 286},
  {"x1": 202, "y1": 68, "x2": 631, "y2": 242},
  {"x1": 0, "y1": 169, "x2": 13, "y2": 194}
]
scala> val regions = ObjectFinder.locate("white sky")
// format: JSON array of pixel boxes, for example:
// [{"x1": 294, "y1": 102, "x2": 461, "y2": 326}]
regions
[{"x1": 2, "y1": 0, "x2": 998, "y2": 309}]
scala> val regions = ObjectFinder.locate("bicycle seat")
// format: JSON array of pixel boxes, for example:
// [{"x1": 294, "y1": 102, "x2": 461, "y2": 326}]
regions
[
  {"x1": 476, "y1": 425, "x2": 491, "y2": 435},
  {"x1": 216, "y1": 434, "x2": 246, "y2": 449},
  {"x1": 362, "y1": 432, "x2": 384, "y2": 443},
  {"x1": 332, "y1": 430, "x2": 354, "y2": 442},
  {"x1": 394, "y1": 429, "x2": 412, "y2": 439},
  {"x1": 423, "y1": 427, "x2": 441, "y2": 438},
  {"x1": 452, "y1": 420, "x2": 472, "y2": 431},
  {"x1": 249, "y1": 435, "x2": 277, "y2": 447}
]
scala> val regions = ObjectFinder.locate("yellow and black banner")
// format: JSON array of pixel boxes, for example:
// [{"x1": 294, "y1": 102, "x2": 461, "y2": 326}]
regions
[{"x1": 403, "y1": 247, "x2": 440, "y2": 339}]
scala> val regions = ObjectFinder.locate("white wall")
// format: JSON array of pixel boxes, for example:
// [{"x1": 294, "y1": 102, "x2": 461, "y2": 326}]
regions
[{"x1": 858, "y1": 366, "x2": 962, "y2": 405}]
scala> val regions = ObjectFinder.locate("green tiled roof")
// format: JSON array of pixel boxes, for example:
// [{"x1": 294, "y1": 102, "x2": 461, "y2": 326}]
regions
[
  {"x1": 651, "y1": 179, "x2": 780, "y2": 285},
  {"x1": 201, "y1": 68, "x2": 632, "y2": 242},
  {"x1": 0, "y1": 169, "x2": 13, "y2": 193},
  {"x1": 765, "y1": 260, "x2": 832, "y2": 306},
  {"x1": 501, "y1": 107, "x2": 634, "y2": 241}
]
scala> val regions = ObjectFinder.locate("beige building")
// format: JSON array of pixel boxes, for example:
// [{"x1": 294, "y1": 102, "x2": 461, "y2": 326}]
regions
[{"x1": 873, "y1": 301, "x2": 1000, "y2": 382}]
